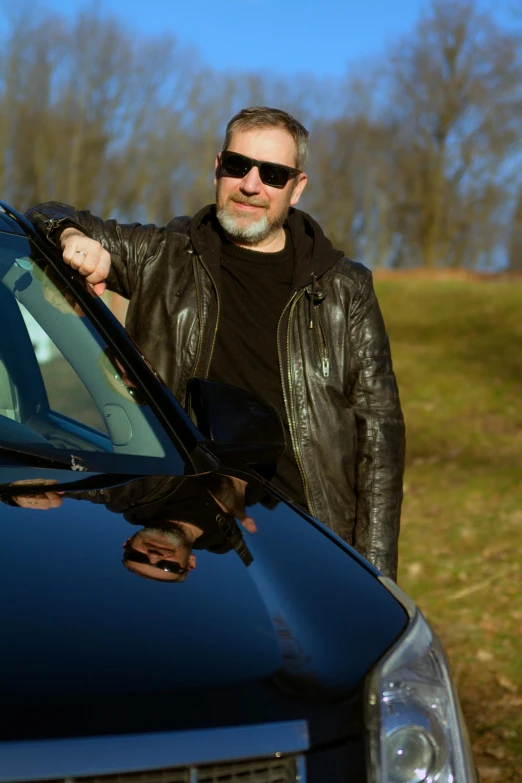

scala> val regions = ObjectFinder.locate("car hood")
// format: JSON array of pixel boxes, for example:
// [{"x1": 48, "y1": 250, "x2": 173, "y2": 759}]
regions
[{"x1": 0, "y1": 469, "x2": 407, "y2": 746}]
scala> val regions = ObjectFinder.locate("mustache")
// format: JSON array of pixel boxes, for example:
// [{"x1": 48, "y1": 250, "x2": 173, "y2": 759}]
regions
[{"x1": 228, "y1": 193, "x2": 270, "y2": 209}]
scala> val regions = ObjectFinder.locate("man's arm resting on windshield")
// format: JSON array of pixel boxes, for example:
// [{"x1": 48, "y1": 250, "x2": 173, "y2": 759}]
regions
[
  {"x1": 25, "y1": 201, "x2": 168, "y2": 299},
  {"x1": 348, "y1": 271, "x2": 406, "y2": 582}
]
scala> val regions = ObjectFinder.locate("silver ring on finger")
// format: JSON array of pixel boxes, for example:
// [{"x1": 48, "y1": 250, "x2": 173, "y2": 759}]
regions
[{"x1": 75, "y1": 250, "x2": 87, "y2": 256}]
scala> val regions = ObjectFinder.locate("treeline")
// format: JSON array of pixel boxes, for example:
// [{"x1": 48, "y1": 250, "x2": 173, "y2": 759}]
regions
[{"x1": 1, "y1": 1, "x2": 521, "y2": 269}]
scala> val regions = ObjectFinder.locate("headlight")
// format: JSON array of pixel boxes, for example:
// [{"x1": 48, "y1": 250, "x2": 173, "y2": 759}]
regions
[{"x1": 366, "y1": 578, "x2": 477, "y2": 783}]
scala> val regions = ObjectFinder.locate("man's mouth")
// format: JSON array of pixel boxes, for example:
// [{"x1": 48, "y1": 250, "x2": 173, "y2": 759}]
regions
[
  {"x1": 145, "y1": 541, "x2": 176, "y2": 554},
  {"x1": 140, "y1": 535, "x2": 176, "y2": 552},
  {"x1": 229, "y1": 196, "x2": 269, "y2": 211},
  {"x1": 236, "y1": 203, "x2": 261, "y2": 211}
]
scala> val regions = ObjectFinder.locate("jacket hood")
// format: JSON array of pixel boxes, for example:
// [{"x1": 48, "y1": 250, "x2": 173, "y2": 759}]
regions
[{"x1": 189, "y1": 204, "x2": 344, "y2": 293}]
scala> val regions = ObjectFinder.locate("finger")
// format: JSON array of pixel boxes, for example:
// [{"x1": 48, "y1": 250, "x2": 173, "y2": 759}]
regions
[
  {"x1": 14, "y1": 495, "x2": 51, "y2": 509},
  {"x1": 62, "y1": 239, "x2": 90, "y2": 268},
  {"x1": 32, "y1": 493, "x2": 52, "y2": 508},
  {"x1": 69, "y1": 252, "x2": 89, "y2": 271},
  {"x1": 84, "y1": 251, "x2": 111, "y2": 285},
  {"x1": 92, "y1": 281, "x2": 106, "y2": 296},
  {"x1": 74, "y1": 254, "x2": 111, "y2": 285},
  {"x1": 13, "y1": 496, "x2": 31, "y2": 507},
  {"x1": 72, "y1": 253, "x2": 103, "y2": 276},
  {"x1": 62, "y1": 240, "x2": 110, "y2": 282},
  {"x1": 240, "y1": 517, "x2": 257, "y2": 534},
  {"x1": 61, "y1": 237, "x2": 83, "y2": 265},
  {"x1": 44, "y1": 492, "x2": 63, "y2": 508}
]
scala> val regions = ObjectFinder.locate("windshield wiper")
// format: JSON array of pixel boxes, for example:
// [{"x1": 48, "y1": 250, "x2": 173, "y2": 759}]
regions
[{"x1": 0, "y1": 442, "x2": 86, "y2": 471}]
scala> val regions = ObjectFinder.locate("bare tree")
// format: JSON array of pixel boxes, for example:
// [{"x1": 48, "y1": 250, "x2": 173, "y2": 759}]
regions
[
  {"x1": 2, "y1": 1, "x2": 520, "y2": 274},
  {"x1": 385, "y1": 0, "x2": 521, "y2": 268}
]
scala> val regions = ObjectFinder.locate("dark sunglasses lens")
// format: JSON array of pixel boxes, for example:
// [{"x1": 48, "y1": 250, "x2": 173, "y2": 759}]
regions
[
  {"x1": 158, "y1": 560, "x2": 182, "y2": 574},
  {"x1": 125, "y1": 549, "x2": 148, "y2": 565},
  {"x1": 259, "y1": 163, "x2": 289, "y2": 188},
  {"x1": 221, "y1": 152, "x2": 251, "y2": 178},
  {"x1": 125, "y1": 548, "x2": 183, "y2": 574}
]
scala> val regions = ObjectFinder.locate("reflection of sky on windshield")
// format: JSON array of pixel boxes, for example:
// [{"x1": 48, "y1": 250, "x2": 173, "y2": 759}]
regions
[
  {"x1": 0, "y1": 498, "x2": 280, "y2": 696},
  {"x1": 18, "y1": 302, "x2": 58, "y2": 364}
]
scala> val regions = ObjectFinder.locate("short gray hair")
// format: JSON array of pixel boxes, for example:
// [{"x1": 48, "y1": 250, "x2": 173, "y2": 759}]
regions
[{"x1": 223, "y1": 106, "x2": 309, "y2": 170}]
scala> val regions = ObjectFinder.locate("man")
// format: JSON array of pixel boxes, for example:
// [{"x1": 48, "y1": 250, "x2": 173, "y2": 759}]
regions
[
  {"x1": 26, "y1": 106, "x2": 405, "y2": 579},
  {"x1": 122, "y1": 475, "x2": 257, "y2": 582}
]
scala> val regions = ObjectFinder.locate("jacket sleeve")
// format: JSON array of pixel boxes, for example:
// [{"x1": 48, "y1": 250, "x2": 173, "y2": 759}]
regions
[
  {"x1": 348, "y1": 271, "x2": 405, "y2": 581},
  {"x1": 24, "y1": 201, "x2": 168, "y2": 299}
]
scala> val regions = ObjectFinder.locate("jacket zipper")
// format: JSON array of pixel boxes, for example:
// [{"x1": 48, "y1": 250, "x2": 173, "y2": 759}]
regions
[
  {"x1": 313, "y1": 308, "x2": 330, "y2": 378},
  {"x1": 277, "y1": 290, "x2": 314, "y2": 515},
  {"x1": 191, "y1": 253, "x2": 220, "y2": 379},
  {"x1": 41, "y1": 217, "x2": 68, "y2": 241},
  {"x1": 205, "y1": 288, "x2": 220, "y2": 378},
  {"x1": 192, "y1": 255, "x2": 204, "y2": 376},
  {"x1": 40, "y1": 216, "x2": 85, "y2": 243}
]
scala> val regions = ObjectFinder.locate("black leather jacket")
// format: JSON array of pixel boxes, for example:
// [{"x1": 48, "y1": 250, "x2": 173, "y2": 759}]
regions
[{"x1": 26, "y1": 202, "x2": 406, "y2": 579}]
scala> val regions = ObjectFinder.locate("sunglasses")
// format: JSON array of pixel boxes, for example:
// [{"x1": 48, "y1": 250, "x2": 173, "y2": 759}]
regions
[
  {"x1": 124, "y1": 546, "x2": 189, "y2": 575},
  {"x1": 219, "y1": 150, "x2": 302, "y2": 189}
]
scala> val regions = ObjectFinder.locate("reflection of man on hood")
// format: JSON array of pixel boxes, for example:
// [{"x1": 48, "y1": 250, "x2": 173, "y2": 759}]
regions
[
  {"x1": 4, "y1": 472, "x2": 261, "y2": 583},
  {"x1": 121, "y1": 474, "x2": 257, "y2": 582}
]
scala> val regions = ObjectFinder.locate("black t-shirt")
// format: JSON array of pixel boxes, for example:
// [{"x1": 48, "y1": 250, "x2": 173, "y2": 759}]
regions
[{"x1": 208, "y1": 232, "x2": 307, "y2": 508}]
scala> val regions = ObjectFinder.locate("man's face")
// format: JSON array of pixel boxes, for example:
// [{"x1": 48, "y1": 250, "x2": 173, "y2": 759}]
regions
[
  {"x1": 123, "y1": 526, "x2": 196, "y2": 582},
  {"x1": 215, "y1": 127, "x2": 307, "y2": 247}
]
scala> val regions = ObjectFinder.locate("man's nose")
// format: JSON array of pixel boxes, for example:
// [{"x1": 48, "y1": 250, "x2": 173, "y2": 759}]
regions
[{"x1": 240, "y1": 165, "x2": 263, "y2": 193}]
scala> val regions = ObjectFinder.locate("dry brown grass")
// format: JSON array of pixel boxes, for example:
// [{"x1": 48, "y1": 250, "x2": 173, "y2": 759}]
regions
[{"x1": 375, "y1": 277, "x2": 522, "y2": 781}]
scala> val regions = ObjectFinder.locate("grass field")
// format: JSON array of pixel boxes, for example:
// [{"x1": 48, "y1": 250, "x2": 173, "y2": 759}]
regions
[{"x1": 374, "y1": 276, "x2": 522, "y2": 782}]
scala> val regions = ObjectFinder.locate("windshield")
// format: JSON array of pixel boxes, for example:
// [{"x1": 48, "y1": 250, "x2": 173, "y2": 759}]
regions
[{"x1": 0, "y1": 230, "x2": 186, "y2": 477}]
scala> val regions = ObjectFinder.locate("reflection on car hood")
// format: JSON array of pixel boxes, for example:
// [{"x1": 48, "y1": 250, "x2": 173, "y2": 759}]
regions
[{"x1": 0, "y1": 470, "x2": 407, "y2": 745}]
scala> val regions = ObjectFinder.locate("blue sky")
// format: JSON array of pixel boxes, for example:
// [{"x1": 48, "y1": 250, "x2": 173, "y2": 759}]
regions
[
  {"x1": 19, "y1": 1, "x2": 513, "y2": 79},
  {"x1": 39, "y1": 0, "x2": 431, "y2": 78},
  {"x1": 39, "y1": 0, "x2": 514, "y2": 78}
]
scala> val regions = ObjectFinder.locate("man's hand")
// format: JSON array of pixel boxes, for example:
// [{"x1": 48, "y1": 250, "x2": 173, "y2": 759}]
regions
[
  {"x1": 10, "y1": 479, "x2": 64, "y2": 510},
  {"x1": 60, "y1": 228, "x2": 111, "y2": 296},
  {"x1": 209, "y1": 476, "x2": 258, "y2": 533},
  {"x1": 14, "y1": 492, "x2": 64, "y2": 510}
]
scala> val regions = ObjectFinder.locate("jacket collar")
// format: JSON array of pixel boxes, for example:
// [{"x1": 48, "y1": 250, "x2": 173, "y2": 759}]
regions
[
  {"x1": 285, "y1": 207, "x2": 344, "y2": 293},
  {"x1": 189, "y1": 204, "x2": 344, "y2": 293}
]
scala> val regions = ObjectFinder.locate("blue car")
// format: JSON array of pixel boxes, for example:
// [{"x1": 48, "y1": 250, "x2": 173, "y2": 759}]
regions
[{"x1": 0, "y1": 203, "x2": 477, "y2": 783}]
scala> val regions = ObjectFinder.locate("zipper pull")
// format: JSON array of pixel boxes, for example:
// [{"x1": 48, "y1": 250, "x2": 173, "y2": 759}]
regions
[
  {"x1": 43, "y1": 217, "x2": 67, "y2": 241},
  {"x1": 322, "y1": 357, "x2": 330, "y2": 378}
]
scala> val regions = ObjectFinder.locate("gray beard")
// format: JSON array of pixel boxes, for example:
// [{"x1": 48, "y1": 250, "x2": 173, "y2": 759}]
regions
[
  {"x1": 216, "y1": 201, "x2": 289, "y2": 245},
  {"x1": 217, "y1": 207, "x2": 270, "y2": 243}
]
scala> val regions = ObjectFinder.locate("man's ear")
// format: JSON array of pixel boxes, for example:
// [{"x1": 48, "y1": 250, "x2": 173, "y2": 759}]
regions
[
  {"x1": 188, "y1": 554, "x2": 196, "y2": 570},
  {"x1": 214, "y1": 153, "x2": 222, "y2": 188},
  {"x1": 290, "y1": 172, "x2": 308, "y2": 207}
]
